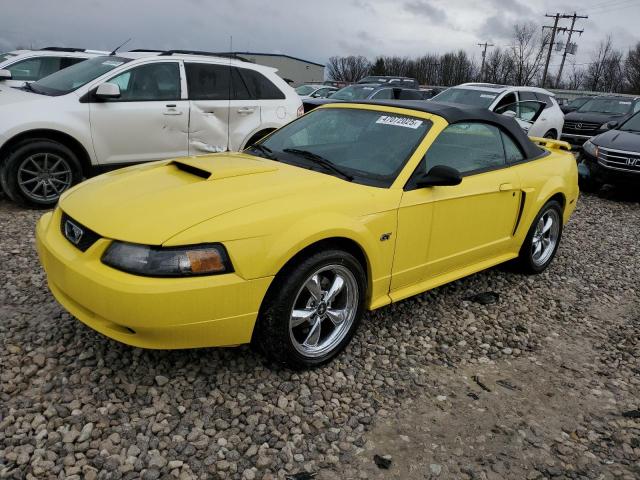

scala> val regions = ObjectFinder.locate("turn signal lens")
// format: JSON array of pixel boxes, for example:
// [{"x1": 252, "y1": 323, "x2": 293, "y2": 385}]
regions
[
  {"x1": 186, "y1": 249, "x2": 225, "y2": 273},
  {"x1": 297, "y1": 105, "x2": 304, "y2": 117}
]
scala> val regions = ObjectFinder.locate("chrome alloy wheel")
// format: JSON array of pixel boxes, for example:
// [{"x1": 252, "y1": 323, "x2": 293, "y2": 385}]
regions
[
  {"x1": 531, "y1": 209, "x2": 560, "y2": 266},
  {"x1": 17, "y1": 153, "x2": 73, "y2": 202},
  {"x1": 289, "y1": 264, "x2": 358, "y2": 358}
]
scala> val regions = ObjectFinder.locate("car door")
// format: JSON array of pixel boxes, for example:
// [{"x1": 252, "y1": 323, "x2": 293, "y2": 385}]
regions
[
  {"x1": 89, "y1": 61, "x2": 188, "y2": 165},
  {"x1": 518, "y1": 90, "x2": 547, "y2": 137},
  {"x1": 392, "y1": 122, "x2": 521, "y2": 291}
]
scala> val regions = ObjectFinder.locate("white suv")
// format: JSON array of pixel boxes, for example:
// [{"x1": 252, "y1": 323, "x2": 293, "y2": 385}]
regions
[
  {"x1": 0, "y1": 47, "x2": 107, "y2": 87},
  {"x1": 432, "y1": 83, "x2": 564, "y2": 139},
  {"x1": 0, "y1": 50, "x2": 302, "y2": 206}
]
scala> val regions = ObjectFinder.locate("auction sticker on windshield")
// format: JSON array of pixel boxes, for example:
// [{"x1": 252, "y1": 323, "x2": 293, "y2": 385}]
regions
[{"x1": 376, "y1": 115, "x2": 423, "y2": 129}]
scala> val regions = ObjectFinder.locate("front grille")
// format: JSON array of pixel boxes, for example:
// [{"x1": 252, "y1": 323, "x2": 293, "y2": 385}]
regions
[
  {"x1": 563, "y1": 120, "x2": 601, "y2": 135},
  {"x1": 597, "y1": 147, "x2": 640, "y2": 173},
  {"x1": 60, "y1": 213, "x2": 101, "y2": 252}
]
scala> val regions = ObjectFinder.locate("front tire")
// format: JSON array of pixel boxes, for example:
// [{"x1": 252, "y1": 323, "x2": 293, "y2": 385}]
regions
[
  {"x1": 253, "y1": 249, "x2": 366, "y2": 369},
  {"x1": 1, "y1": 139, "x2": 82, "y2": 208},
  {"x1": 516, "y1": 200, "x2": 563, "y2": 274}
]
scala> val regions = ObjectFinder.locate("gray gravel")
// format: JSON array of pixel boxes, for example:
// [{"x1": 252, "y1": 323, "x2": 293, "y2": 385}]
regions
[{"x1": 1, "y1": 189, "x2": 639, "y2": 479}]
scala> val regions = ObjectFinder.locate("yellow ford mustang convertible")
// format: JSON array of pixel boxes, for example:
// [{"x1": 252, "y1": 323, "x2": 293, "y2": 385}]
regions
[{"x1": 36, "y1": 101, "x2": 578, "y2": 368}]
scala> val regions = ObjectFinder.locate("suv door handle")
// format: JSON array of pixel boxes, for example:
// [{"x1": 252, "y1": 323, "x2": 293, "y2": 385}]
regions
[
  {"x1": 163, "y1": 105, "x2": 183, "y2": 115},
  {"x1": 237, "y1": 107, "x2": 255, "y2": 114},
  {"x1": 499, "y1": 183, "x2": 514, "y2": 191}
]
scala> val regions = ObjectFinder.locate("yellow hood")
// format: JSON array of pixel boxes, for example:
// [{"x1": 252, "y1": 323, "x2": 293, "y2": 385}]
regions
[{"x1": 60, "y1": 153, "x2": 348, "y2": 245}]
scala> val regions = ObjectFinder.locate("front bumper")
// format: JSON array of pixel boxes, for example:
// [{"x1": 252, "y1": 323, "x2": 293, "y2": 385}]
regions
[
  {"x1": 560, "y1": 132, "x2": 594, "y2": 147},
  {"x1": 579, "y1": 151, "x2": 640, "y2": 186},
  {"x1": 36, "y1": 209, "x2": 273, "y2": 349}
]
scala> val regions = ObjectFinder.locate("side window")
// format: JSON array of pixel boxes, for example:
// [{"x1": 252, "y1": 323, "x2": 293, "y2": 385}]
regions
[
  {"x1": 238, "y1": 68, "x2": 285, "y2": 100},
  {"x1": 633, "y1": 101, "x2": 640, "y2": 113},
  {"x1": 185, "y1": 63, "x2": 230, "y2": 100},
  {"x1": 7, "y1": 56, "x2": 60, "y2": 81},
  {"x1": 518, "y1": 90, "x2": 537, "y2": 102},
  {"x1": 501, "y1": 131, "x2": 525, "y2": 163},
  {"x1": 231, "y1": 68, "x2": 252, "y2": 100},
  {"x1": 423, "y1": 122, "x2": 506, "y2": 174},
  {"x1": 494, "y1": 92, "x2": 517, "y2": 110},
  {"x1": 371, "y1": 89, "x2": 393, "y2": 100},
  {"x1": 108, "y1": 62, "x2": 180, "y2": 101},
  {"x1": 398, "y1": 89, "x2": 422, "y2": 100},
  {"x1": 535, "y1": 92, "x2": 554, "y2": 110}
]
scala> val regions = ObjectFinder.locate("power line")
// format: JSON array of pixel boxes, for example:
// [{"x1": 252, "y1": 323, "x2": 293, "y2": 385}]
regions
[
  {"x1": 556, "y1": 13, "x2": 588, "y2": 86},
  {"x1": 541, "y1": 13, "x2": 561, "y2": 88},
  {"x1": 477, "y1": 42, "x2": 494, "y2": 81}
]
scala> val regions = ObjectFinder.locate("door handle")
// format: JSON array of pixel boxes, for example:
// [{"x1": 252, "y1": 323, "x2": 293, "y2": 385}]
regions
[
  {"x1": 237, "y1": 107, "x2": 255, "y2": 114},
  {"x1": 499, "y1": 183, "x2": 514, "y2": 191}
]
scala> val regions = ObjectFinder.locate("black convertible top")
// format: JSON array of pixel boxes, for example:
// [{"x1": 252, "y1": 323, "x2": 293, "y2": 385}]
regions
[{"x1": 336, "y1": 100, "x2": 546, "y2": 159}]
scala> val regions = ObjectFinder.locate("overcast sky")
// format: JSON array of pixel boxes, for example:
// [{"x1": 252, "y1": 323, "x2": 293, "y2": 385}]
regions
[{"x1": 1, "y1": 0, "x2": 638, "y2": 73}]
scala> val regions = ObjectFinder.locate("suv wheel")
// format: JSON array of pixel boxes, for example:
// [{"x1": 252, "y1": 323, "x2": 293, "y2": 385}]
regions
[
  {"x1": 516, "y1": 200, "x2": 563, "y2": 274},
  {"x1": 2, "y1": 140, "x2": 82, "y2": 207},
  {"x1": 253, "y1": 249, "x2": 366, "y2": 369}
]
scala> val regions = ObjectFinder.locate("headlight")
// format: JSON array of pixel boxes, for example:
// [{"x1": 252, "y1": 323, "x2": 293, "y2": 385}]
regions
[
  {"x1": 582, "y1": 140, "x2": 598, "y2": 157},
  {"x1": 102, "y1": 242, "x2": 232, "y2": 277}
]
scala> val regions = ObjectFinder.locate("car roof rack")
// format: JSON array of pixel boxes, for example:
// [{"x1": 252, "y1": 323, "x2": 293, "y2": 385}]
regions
[
  {"x1": 40, "y1": 47, "x2": 86, "y2": 52},
  {"x1": 158, "y1": 50, "x2": 250, "y2": 62},
  {"x1": 128, "y1": 49, "x2": 167, "y2": 53}
]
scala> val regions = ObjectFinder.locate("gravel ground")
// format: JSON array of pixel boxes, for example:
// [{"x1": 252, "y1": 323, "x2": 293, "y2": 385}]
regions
[{"x1": 1, "y1": 189, "x2": 639, "y2": 480}]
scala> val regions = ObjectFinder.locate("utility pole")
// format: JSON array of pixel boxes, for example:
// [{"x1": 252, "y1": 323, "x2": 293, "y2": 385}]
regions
[
  {"x1": 541, "y1": 13, "x2": 560, "y2": 88},
  {"x1": 555, "y1": 12, "x2": 587, "y2": 87},
  {"x1": 477, "y1": 42, "x2": 494, "y2": 81}
]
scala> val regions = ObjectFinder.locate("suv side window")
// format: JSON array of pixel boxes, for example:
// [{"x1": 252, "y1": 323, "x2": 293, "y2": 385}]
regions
[
  {"x1": 185, "y1": 63, "x2": 230, "y2": 100},
  {"x1": 423, "y1": 122, "x2": 506, "y2": 174},
  {"x1": 494, "y1": 92, "x2": 517, "y2": 110},
  {"x1": 398, "y1": 89, "x2": 423, "y2": 100},
  {"x1": 108, "y1": 62, "x2": 180, "y2": 101},
  {"x1": 237, "y1": 68, "x2": 285, "y2": 100},
  {"x1": 7, "y1": 56, "x2": 60, "y2": 81},
  {"x1": 534, "y1": 92, "x2": 554, "y2": 109},
  {"x1": 518, "y1": 90, "x2": 537, "y2": 102}
]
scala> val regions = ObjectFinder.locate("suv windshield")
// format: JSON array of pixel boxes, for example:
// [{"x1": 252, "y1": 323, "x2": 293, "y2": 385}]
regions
[
  {"x1": 295, "y1": 85, "x2": 316, "y2": 95},
  {"x1": 432, "y1": 88, "x2": 497, "y2": 108},
  {"x1": 32, "y1": 56, "x2": 131, "y2": 96},
  {"x1": 620, "y1": 112, "x2": 640, "y2": 133},
  {"x1": 578, "y1": 98, "x2": 633, "y2": 115},
  {"x1": 331, "y1": 85, "x2": 377, "y2": 101},
  {"x1": 256, "y1": 107, "x2": 430, "y2": 187}
]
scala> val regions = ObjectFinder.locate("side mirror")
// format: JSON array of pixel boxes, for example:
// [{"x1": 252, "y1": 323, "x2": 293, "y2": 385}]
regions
[
  {"x1": 95, "y1": 82, "x2": 121, "y2": 100},
  {"x1": 415, "y1": 165, "x2": 462, "y2": 188},
  {"x1": 502, "y1": 110, "x2": 517, "y2": 118},
  {"x1": 605, "y1": 120, "x2": 618, "y2": 129},
  {"x1": 0, "y1": 69, "x2": 12, "y2": 81}
]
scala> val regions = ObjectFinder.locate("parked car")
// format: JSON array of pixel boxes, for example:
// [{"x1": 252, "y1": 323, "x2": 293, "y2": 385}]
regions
[
  {"x1": 302, "y1": 83, "x2": 424, "y2": 112},
  {"x1": 0, "y1": 50, "x2": 302, "y2": 207},
  {"x1": 561, "y1": 95, "x2": 640, "y2": 147},
  {"x1": 560, "y1": 96, "x2": 592, "y2": 114},
  {"x1": 431, "y1": 83, "x2": 564, "y2": 139},
  {"x1": 0, "y1": 47, "x2": 107, "y2": 87},
  {"x1": 578, "y1": 111, "x2": 640, "y2": 192},
  {"x1": 357, "y1": 76, "x2": 420, "y2": 89},
  {"x1": 295, "y1": 84, "x2": 338, "y2": 99},
  {"x1": 36, "y1": 100, "x2": 578, "y2": 368}
]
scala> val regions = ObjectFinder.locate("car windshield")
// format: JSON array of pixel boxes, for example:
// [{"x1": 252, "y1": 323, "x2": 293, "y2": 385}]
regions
[
  {"x1": 256, "y1": 107, "x2": 431, "y2": 187},
  {"x1": 295, "y1": 85, "x2": 316, "y2": 95},
  {"x1": 32, "y1": 56, "x2": 131, "y2": 96},
  {"x1": 568, "y1": 97, "x2": 589, "y2": 108},
  {"x1": 620, "y1": 112, "x2": 640, "y2": 132},
  {"x1": 577, "y1": 98, "x2": 633, "y2": 114},
  {"x1": 331, "y1": 85, "x2": 377, "y2": 100},
  {"x1": 0, "y1": 52, "x2": 16, "y2": 63},
  {"x1": 432, "y1": 88, "x2": 497, "y2": 108}
]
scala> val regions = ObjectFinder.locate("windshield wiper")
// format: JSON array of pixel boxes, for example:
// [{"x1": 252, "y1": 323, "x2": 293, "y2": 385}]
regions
[
  {"x1": 247, "y1": 144, "x2": 276, "y2": 160},
  {"x1": 20, "y1": 82, "x2": 45, "y2": 95},
  {"x1": 283, "y1": 148, "x2": 353, "y2": 181}
]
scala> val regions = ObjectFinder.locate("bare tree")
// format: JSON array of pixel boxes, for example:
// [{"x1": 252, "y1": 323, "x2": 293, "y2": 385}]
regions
[
  {"x1": 326, "y1": 56, "x2": 371, "y2": 82},
  {"x1": 483, "y1": 48, "x2": 514, "y2": 85},
  {"x1": 625, "y1": 42, "x2": 640, "y2": 94},
  {"x1": 585, "y1": 37, "x2": 626, "y2": 92},
  {"x1": 564, "y1": 62, "x2": 586, "y2": 90},
  {"x1": 509, "y1": 22, "x2": 548, "y2": 86}
]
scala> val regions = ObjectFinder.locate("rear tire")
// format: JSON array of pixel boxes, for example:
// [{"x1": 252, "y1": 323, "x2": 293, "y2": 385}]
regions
[
  {"x1": 516, "y1": 200, "x2": 563, "y2": 274},
  {"x1": 1, "y1": 139, "x2": 82, "y2": 208},
  {"x1": 253, "y1": 249, "x2": 366, "y2": 369}
]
